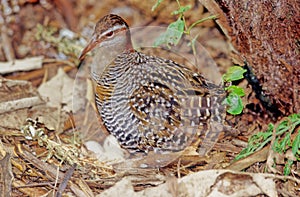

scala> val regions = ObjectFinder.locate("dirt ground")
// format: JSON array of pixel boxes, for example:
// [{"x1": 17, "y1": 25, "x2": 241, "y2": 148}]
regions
[{"x1": 0, "y1": 0, "x2": 299, "y2": 196}]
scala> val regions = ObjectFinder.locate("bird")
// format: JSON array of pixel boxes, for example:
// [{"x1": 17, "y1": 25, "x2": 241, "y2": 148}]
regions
[{"x1": 79, "y1": 14, "x2": 225, "y2": 155}]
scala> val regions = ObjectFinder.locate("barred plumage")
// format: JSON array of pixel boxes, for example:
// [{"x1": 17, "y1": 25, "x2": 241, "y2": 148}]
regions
[{"x1": 80, "y1": 14, "x2": 225, "y2": 154}]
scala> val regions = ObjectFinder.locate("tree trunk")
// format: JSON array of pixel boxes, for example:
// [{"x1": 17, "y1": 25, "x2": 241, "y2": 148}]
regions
[{"x1": 201, "y1": 0, "x2": 300, "y2": 117}]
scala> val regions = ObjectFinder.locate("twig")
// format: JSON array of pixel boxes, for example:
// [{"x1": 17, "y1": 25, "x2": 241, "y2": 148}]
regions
[
  {"x1": 18, "y1": 150, "x2": 65, "y2": 182},
  {"x1": 0, "y1": 96, "x2": 44, "y2": 114},
  {"x1": 15, "y1": 182, "x2": 56, "y2": 188},
  {"x1": 0, "y1": 153, "x2": 13, "y2": 197},
  {"x1": 56, "y1": 164, "x2": 77, "y2": 197},
  {"x1": 0, "y1": 56, "x2": 43, "y2": 74}
]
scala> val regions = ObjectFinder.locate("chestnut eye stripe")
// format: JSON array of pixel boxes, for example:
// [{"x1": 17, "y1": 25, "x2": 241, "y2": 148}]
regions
[{"x1": 100, "y1": 24, "x2": 127, "y2": 38}]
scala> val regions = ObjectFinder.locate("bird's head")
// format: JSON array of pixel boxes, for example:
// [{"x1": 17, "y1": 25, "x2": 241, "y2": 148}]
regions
[{"x1": 79, "y1": 14, "x2": 133, "y2": 61}]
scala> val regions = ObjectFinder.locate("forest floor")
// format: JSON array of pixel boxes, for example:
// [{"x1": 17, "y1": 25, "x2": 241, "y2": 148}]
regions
[{"x1": 0, "y1": 0, "x2": 299, "y2": 196}]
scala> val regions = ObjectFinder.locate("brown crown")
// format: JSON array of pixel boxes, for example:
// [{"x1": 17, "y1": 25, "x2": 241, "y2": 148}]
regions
[{"x1": 94, "y1": 14, "x2": 129, "y2": 35}]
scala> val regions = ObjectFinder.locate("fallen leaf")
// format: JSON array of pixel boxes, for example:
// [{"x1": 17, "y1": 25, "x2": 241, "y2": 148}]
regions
[{"x1": 38, "y1": 68, "x2": 74, "y2": 112}]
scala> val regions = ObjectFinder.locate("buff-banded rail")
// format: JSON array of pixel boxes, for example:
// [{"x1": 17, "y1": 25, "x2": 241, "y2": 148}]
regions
[{"x1": 79, "y1": 14, "x2": 225, "y2": 155}]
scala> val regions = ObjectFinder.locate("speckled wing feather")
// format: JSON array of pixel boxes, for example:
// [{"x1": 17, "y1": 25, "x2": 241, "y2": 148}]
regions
[{"x1": 93, "y1": 50, "x2": 225, "y2": 153}]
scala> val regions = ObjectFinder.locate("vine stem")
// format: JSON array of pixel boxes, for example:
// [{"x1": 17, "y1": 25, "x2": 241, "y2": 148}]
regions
[{"x1": 185, "y1": 15, "x2": 218, "y2": 35}]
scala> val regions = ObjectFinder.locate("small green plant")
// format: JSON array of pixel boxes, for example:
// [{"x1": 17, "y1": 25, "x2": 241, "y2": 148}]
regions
[
  {"x1": 222, "y1": 66, "x2": 247, "y2": 115},
  {"x1": 152, "y1": 0, "x2": 247, "y2": 115},
  {"x1": 152, "y1": 0, "x2": 217, "y2": 48},
  {"x1": 235, "y1": 113, "x2": 300, "y2": 175},
  {"x1": 283, "y1": 159, "x2": 294, "y2": 176}
]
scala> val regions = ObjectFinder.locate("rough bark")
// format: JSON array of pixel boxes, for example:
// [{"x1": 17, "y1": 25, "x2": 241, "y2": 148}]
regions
[{"x1": 201, "y1": 0, "x2": 300, "y2": 116}]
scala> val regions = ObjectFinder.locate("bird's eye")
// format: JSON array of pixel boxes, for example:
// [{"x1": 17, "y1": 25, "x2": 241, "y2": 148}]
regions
[{"x1": 105, "y1": 31, "x2": 114, "y2": 37}]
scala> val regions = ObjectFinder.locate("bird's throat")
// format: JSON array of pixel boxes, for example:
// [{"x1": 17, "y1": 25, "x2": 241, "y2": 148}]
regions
[{"x1": 90, "y1": 36, "x2": 133, "y2": 77}]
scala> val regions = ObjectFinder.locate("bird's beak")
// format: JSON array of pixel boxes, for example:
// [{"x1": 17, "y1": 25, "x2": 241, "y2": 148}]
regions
[{"x1": 79, "y1": 35, "x2": 98, "y2": 61}]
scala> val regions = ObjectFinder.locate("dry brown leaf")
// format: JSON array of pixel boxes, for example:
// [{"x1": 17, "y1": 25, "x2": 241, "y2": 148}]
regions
[
  {"x1": 95, "y1": 170, "x2": 278, "y2": 197},
  {"x1": 0, "y1": 79, "x2": 44, "y2": 115},
  {"x1": 38, "y1": 67, "x2": 74, "y2": 112},
  {"x1": 0, "y1": 78, "x2": 68, "y2": 132},
  {"x1": 0, "y1": 79, "x2": 45, "y2": 131}
]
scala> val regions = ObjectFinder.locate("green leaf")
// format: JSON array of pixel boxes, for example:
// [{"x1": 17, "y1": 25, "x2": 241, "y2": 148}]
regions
[
  {"x1": 225, "y1": 85, "x2": 245, "y2": 96},
  {"x1": 283, "y1": 159, "x2": 293, "y2": 175},
  {"x1": 273, "y1": 133, "x2": 291, "y2": 153},
  {"x1": 289, "y1": 113, "x2": 300, "y2": 123},
  {"x1": 222, "y1": 92, "x2": 243, "y2": 115},
  {"x1": 223, "y1": 66, "x2": 247, "y2": 82},
  {"x1": 152, "y1": 0, "x2": 164, "y2": 11},
  {"x1": 234, "y1": 125, "x2": 273, "y2": 160},
  {"x1": 292, "y1": 130, "x2": 300, "y2": 156},
  {"x1": 235, "y1": 113, "x2": 300, "y2": 161},
  {"x1": 172, "y1": 5, "x2": 191, "y2": 15},
  {"x1": 154, "y1": 18, "x2": 184, "y2": 48}
]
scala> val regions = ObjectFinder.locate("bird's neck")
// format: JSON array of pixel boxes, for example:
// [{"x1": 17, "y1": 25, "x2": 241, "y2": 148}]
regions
[
  {"x1": 125, "y1": 30, "x2": 134, "y2": 52},
  {"x1": 91, "y1": 31, "x2": 134, "y2": 76}
]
